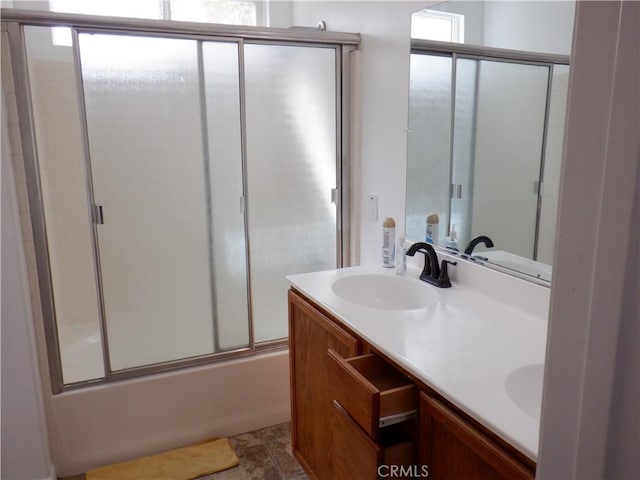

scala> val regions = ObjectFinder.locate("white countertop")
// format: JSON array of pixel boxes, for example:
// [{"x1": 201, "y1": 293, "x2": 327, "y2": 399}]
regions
[{"x1": 287, "y1": 264, "x2": 548, "y2": 461}]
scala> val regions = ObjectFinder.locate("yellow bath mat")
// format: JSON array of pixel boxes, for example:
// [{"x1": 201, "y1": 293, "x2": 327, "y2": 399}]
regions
[{"x1": 86, "y1": 437, "x2": 239, "y2": 480}]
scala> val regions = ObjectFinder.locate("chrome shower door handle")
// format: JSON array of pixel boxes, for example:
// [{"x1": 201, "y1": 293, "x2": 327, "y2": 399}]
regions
[{"x1": 93, "y1": 204, "x2": 104, "y2": 225}]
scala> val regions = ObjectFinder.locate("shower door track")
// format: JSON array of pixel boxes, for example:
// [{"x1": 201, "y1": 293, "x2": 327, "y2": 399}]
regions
[
  {"x1": 4, "y1": 11, "x2": 359, "y2": 393},
  {"x1": 411, "y1": 38, "x2": 569, "y2": 66},
  {"x1": 1, "y1": 8, "x2": 360, "y2": 45}
]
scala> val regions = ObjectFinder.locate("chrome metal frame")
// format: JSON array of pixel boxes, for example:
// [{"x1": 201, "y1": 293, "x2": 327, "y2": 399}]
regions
[
  {"x1": 237, "y1": 37, "x2": 256, "y2": 353},
  {"x1": 5, "y1": 22, "x2": 66, "y2": 391},
  {"x1": 447, "y1": 53, "x2": 457, "y2": 237},
  {"x1": 466, "y1": 59, "x2": 481, "y2": 243},
  {"x1": 196, "y1": 39, "x2": 221, "y2": 351},
  {"x1": 533, "y1": 65, "x2": 555, "y2": 261},
  {"x1": 4, "y1": 10, "x2": 358, "y2": 393},
  {"x1": 411, "y1": 38, "x2": 569, "y2": 65},
  {"x1": 335, "y1": 44, "x2": 344, "y2": 267},
  {"x1": 71, "y1": 27, "x2": 114, "y2": 381},
  {"x1": 255, "y1": 338, "x2": 289, "y2": 352},
  {"x1": 1, "y1": 8, "x2": 360, "y2": 45},
  {"x1": 339, "y1": 44, "x2": 357, "y2": 267}
]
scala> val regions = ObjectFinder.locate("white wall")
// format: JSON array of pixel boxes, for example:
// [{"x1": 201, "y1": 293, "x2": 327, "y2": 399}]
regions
[
  {"x1": 431, "y1": 1, "x2": 484, "y2": 45},
  {"x1": 1, "y1": 39, "x2": 54, "y2": 479},
  {"x1": 483, "y1": 1, "x2": 574, "y2": 55},
  {"x1": 431, "y1": 1, "x2": 574, "y2": 55}
]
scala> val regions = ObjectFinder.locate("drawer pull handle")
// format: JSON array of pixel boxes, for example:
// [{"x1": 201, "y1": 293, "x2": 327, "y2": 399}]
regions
[{"x1": 379, "y1": 409, "x2": 418, "y2": 428}]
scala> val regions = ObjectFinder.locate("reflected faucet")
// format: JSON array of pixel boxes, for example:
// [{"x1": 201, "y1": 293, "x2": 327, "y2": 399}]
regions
[
  {"x1": 464, "y1": 235, "x2": 494, "y2": 256},
  {"x1": 406, "y1": 242, "x2": 457, "y2": 288}
]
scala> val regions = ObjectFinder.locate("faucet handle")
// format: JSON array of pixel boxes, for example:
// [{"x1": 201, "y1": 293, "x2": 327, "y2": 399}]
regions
[{"x1": 437, "y1": 260, "x2": 457, "y2": 288}]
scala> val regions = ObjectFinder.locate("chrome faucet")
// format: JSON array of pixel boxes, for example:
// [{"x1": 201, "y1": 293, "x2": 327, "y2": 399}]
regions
[
  {"x1": 406, "y1": 242, "x2": 457, "y2": 288},
  {"x1": 464, "y1": 235, "x2": 494, "y2": 256}
]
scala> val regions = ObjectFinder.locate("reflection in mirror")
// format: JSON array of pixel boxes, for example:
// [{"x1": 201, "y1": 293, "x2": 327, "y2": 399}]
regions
[
  {"x1": 406, "y1": 46, "x2": 568, "y2": 284},
  {"x1": 406, "y1": 54, "x2": 452, "y2": 245},
  {"x1": 405, "y1": 1, "x2": 573, "y2": 284},
  {"x1": 457, "y1": 59, "x2": 549, "y2": 258},
  {"x1": 418, "y1": 1, "x2": 575, "y2": 56}
]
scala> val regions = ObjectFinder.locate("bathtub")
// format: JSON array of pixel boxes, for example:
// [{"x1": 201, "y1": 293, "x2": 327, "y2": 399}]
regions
[{"x1": 45, "y1": 349, "x2": 290, "y2": 476}]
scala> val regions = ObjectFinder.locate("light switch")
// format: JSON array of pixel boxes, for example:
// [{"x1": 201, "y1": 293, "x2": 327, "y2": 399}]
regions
[{"x1": 367, "y1": 194, "x2": 378, "y2": 221}]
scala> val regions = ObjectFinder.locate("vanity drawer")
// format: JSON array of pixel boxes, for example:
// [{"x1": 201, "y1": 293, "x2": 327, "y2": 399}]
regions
[
  {"x1": 328, "y1": 349, "x2": 418, "y2": 438},
  {"x1": 332, "y1": 400, "x2": 415, "y2": 480}
]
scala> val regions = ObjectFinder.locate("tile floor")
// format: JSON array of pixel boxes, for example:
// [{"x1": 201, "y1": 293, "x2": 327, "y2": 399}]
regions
[{"x1": 60, "y1": 422, "x2": 307, "y2": 480}]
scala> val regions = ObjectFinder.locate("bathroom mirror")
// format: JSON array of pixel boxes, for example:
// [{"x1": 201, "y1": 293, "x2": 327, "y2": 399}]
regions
[{"x1": 405, "y1": 1, "x2": 575, "y2": 284}]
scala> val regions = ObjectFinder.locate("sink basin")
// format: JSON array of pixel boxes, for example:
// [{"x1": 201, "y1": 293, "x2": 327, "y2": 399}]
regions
[
  {"x1": 505, "y1": 363, "x2": 544, "y2": 421},
  {"x1": 331, "y1": 274, "x2": 438, "y2": 310}
]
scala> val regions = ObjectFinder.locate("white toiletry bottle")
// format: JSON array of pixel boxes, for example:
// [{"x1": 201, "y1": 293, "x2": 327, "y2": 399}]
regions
[
  {"x1": 445, "y1": 224, "x2": 459, "y2": 251},
  {"x1": 382, "y1": 217, "x2": 396, "y2": 267},
  {"x1": 426, "y1": 213, "x2": 439, "y2": 244},
  {"x1": 395, "y1": 235, "x2": 407, "y2": 275}
]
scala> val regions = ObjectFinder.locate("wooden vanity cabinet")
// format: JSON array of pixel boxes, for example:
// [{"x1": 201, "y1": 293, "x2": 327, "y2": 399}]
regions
[
  {"x1": 419, "y1": 393, "x2": 535, "y2": 480},
  {"x1": 328, "y1": 350, "x2": 418, "y2": 479},
  {"x1": 289, "y1": 288, "x2": 536, "y2": 480},
  {"x1": 332, "y1": 400, "x2": 415, "y2": 480},
  {"x1": 288, "y1": 289, "x2": 360, "y2": 479}
]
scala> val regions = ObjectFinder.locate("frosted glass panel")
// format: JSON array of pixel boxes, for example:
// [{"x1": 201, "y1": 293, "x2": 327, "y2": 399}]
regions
[
  {"x1": 537, "y1": 65, "x2": 569, "y2": 264},
  {"x1": 79, "y1": 34, "x2": 215, "y2": 370},
  {"x1": 406, "y1": 54, "x2": 452, "y2": 243},
  {"x1": 450, "y1": 58, "x2": 478, "y2": 248},
  {"x1": 202, "y1": 41, "x2": 250, "y2": 350},
  {"x1": 244, "y1": 44, "x2": 338, "y2": 343},
  {"x1": 24, "y1": 26, "x2": 105, "y2": 383},
  {"x1": 470, "y1": 60, "x2": 548, "y2": 258}
]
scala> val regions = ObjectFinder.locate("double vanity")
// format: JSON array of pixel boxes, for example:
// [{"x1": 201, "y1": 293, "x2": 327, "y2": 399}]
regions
[{"x1": 287, "y1": 250, "x2": 549, "y2": 479}]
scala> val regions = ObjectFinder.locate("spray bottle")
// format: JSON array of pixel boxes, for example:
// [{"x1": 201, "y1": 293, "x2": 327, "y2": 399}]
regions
[
  {"x1": 382, "y1": 217, "x2": 396, "y2": 267},
  {"x1": 426, "y1": 213, "x2": 439, "y2": 244}
]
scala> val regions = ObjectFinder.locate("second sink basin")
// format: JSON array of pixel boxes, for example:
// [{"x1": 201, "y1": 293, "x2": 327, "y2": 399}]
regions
[
  {"x1": 331, "y1": 274, "x2": 438, "y2": 310},
  {"x1": 505, "y1": 363, "x2": 544, "y2": 422}
]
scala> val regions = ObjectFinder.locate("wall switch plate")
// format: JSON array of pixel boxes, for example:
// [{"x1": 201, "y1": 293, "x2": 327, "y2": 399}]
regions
[{"x1": 367, "y1": 194, "x2": 378, "y2": 221}]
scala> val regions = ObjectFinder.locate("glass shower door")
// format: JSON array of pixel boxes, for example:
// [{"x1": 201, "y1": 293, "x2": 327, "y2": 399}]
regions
[
  {"x1": 244, "y1": 43, "x2": 339, "y2": 343},
  {"x1": 78, "y1": 33, "x2": 248, "y2": 371},
  {"x1": 406, "y1": 53, "x2": 453, "y2": 243},
  {"x1": 468, "y1": 60, "x2": 549, "y2": 259}
]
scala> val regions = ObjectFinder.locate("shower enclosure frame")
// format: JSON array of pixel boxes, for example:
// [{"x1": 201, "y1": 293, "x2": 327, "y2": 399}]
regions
[
  {"x1": 409, "y1": 39, "x2": 570, "y2": 260},
  {"x1": 2, "y1": 8, "x2": 360, "y2": 394}
]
